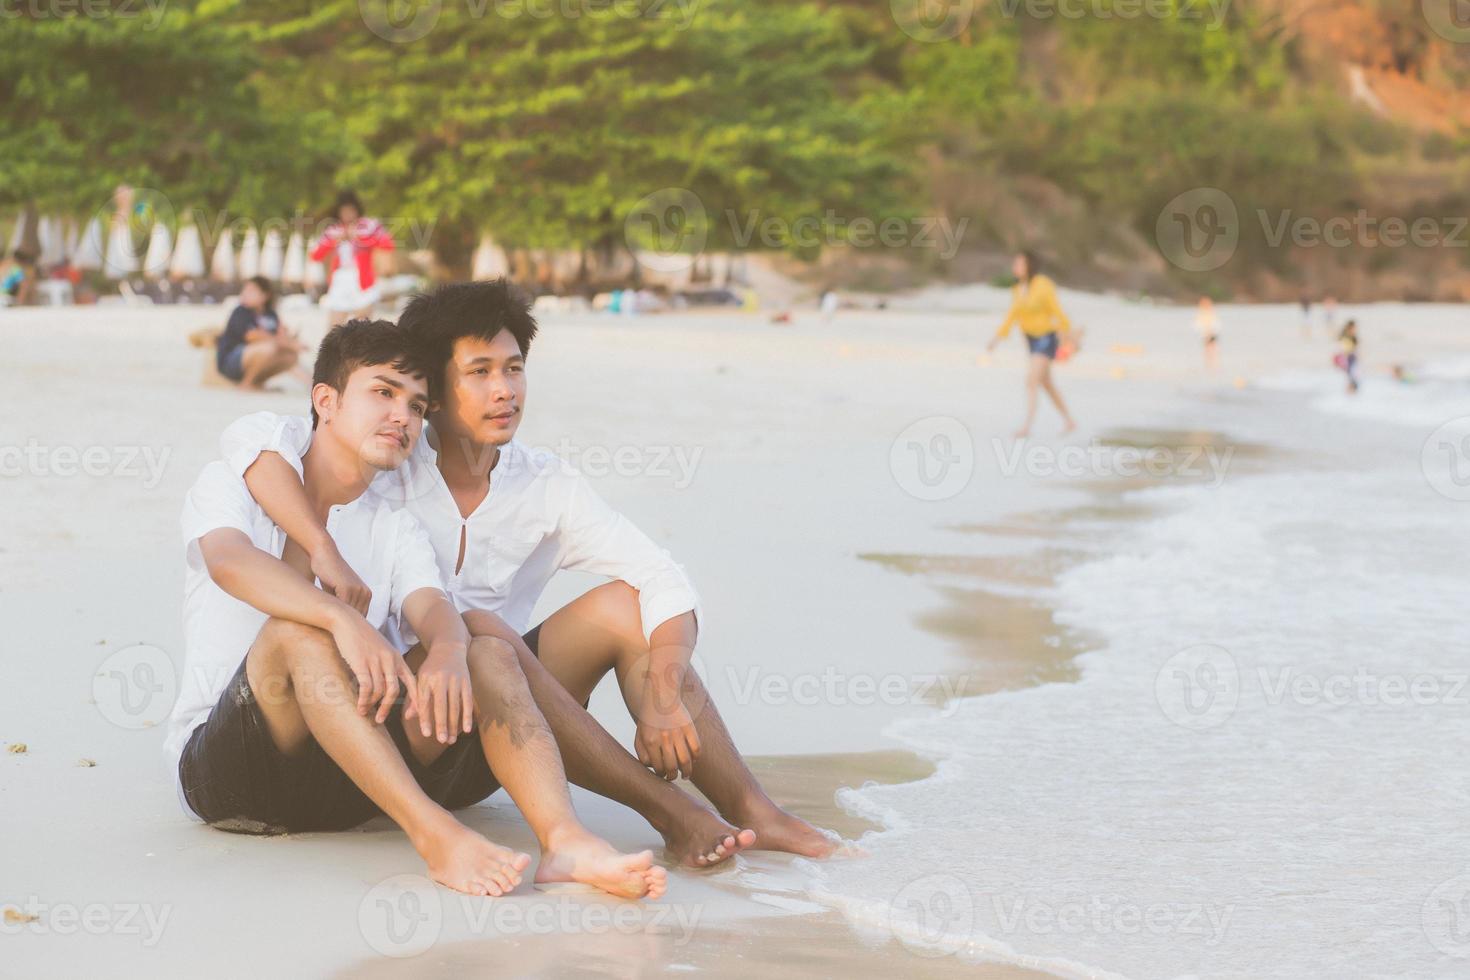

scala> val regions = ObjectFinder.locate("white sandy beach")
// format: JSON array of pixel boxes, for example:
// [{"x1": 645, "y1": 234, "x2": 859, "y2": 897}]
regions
[{"x1": 4, "y1": 290, "x2": 1469, "y2": 977}]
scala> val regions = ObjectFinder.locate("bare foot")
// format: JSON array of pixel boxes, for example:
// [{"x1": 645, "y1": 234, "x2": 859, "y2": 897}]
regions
[
  {"x1": 728, "y1": 798, "x2": 838, "y2": 859},
  {"x1": 1013, "y1": 427, "x2": 1030, "y2": 439},
  {"x1": 660, "y1": 804, "x2": 758, "y2": 869},
  {"x1": 416, "y1": 817, "x2": 532, "y2": 897},
  {"x1": 1061, "y1": 419, "x2": 1077, "y2": 435},
  {"x1": 536, "y1": 826, "x2": 667, "y2": 900}
]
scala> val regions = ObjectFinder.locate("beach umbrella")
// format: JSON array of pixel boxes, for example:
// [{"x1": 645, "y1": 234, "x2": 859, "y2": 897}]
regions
[
  {"x1": 472, "y1": 234, "x2": 507, "y2": 279},
  {"x1": 210, "y1": 232, "x2": 236, "y2": 282},
  {"x1": 282, "y1": 230, "x2": 306, "y2": 285},
  {"x1": 143, "y1": 220, "x2": 173, "y2": 279},
  {"x1": 169, "y1": 220, "x2": 205, "y2": 279},
  {"x1": 260, "y1": 229, "x2": 285, "y2": 281},
  {"x1": 63, "y1": 218, "x2": 79, "y2": 260},
  {"x1": 237, "y1": 226, "x2": 260, "y2": 279},
  {"x1": 103, "y1": 214, "x2": 139, "y2": 279},
  {"x1": 74, "y1": 217, "x2": 104, "y2": 271},
  {"x1": 304, "y1": 249, "x2": 325, "y2": 290},
  {"x1": 38, "y1": 216, "x2": 66, "y2": 266},
  {"x1": 6, "y1": 214, "x2": 23, "y2": 254}
]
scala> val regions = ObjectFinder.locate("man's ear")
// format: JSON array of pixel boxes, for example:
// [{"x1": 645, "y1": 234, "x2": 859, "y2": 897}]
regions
[{"x1": 311, "y1": 382, "x2": 338, "y2": 425}]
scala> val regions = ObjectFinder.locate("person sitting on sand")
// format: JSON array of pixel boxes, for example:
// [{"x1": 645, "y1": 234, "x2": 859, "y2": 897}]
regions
[
  {"x1": 219, "y1": 280, "x2": 838, "y2": 868},
  {"x1": 987, "y1": 250, "x2": 1078, "y2": 438},
  {"x1": 216, "y1": 276, "x2": 306, "y2": 389},
  {"x1": 2, "y1": 249, "x2": 38, "y2": 307},
  {"x1": 170, "y1": 318, "x2": 666, "y2": 899}
]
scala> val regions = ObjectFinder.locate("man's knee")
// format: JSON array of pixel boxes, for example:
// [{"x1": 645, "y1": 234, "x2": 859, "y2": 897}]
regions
[
  {"x1": 581, "y1": 582, "x2": 644, "y2": 641},
  {"x1": 466, "y1": 635, "x2": 520, "y2": 682}
]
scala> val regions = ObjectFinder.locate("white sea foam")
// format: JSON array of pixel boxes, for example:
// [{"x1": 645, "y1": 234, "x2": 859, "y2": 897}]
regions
[{"x1": 810, "y1": 378, "x2": 1470, "y2": 978}]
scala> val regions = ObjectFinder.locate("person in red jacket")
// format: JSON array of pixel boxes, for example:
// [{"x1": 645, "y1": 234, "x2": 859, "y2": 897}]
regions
[{"x1": 312, "y1": 190, "x2": 395, "y2": 326}]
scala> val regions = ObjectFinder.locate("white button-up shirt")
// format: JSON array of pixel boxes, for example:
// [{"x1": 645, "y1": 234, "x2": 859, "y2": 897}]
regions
[
  {"x1": 166, "y1": 458, "x2": 445, "y2": 815},
  {"x1": 220, "y1": 412, "x2": 702, "y2": 645}
]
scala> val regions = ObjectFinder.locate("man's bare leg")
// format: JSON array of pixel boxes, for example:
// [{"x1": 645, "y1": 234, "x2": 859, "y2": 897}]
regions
[
  {"x1": 396, "y1": 635, "x2": 665, "y2": 899},
  {"x1": 523, "y1": 584, "x2": 837, "y2": 858},
  {"x1": 463, "y1": 611, "x2": 756, "y2": 868},
  {"x1": 244, "y1": 618, "x2": 530, "y2": 896}
]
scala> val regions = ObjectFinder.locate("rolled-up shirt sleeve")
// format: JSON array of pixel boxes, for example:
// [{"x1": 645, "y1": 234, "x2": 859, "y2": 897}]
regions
[
  {"x1": 219, "y1": 411, "x2": 311, "y2": 480},
  {"x1": 553, "y1": 473, "x2": 702, "y2": 642},
  {"x1": 388, "y1": 510, "x2": 450, "y2": 648}
]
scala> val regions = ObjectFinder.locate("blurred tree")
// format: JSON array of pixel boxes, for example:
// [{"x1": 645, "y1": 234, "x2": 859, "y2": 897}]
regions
[
  {"x1": 227, "y1": 0, "x2": 909, "y2": 277},
  {"x1": 0, "y1": 5, "x2": 347, "y2": 225}
]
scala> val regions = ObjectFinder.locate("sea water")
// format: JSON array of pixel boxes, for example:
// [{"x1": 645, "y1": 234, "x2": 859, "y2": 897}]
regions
[{"x1": 811, "y1": 365, "x2": 1470, "y2": 978}]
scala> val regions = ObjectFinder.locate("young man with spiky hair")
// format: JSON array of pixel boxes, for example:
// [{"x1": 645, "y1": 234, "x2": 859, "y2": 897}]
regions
[
  {"x1": 171, "y1": 318, "x2": 666, "y2": 900},
  {"x1": 219, "y1": 280, "x2": 836, "y2": 868}
]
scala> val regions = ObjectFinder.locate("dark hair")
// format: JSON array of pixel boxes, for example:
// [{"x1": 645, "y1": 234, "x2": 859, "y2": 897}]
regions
[
  {"x1": 332, "y1": 189, "x2": 364, "y2": 221},
  {"x1": 311, "y1": 318, "x2": 428, "y2": 427},
  {"x1": 1017, "y1": 250, "x2": 1040, "y2": 282},
  {"x1": 245, "y1": 275, "x2": 274, "y2": 301},
  {"x1": 13, "y1": 249, "x2": 36, "y2": 265},
  {"x1": 398, "y1": 279, "x2": 539, "y2": 403}
]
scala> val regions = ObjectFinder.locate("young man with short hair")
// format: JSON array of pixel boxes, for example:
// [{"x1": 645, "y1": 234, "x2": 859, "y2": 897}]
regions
[
  {"x1": 220, "y1": 281, "x2": 836, "y2": 867},
  {"x1": 170, "y1": 318, "x2": 666, "y2": 899}
]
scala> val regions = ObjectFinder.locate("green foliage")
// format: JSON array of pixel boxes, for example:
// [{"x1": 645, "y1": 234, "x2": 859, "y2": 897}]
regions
[{"x1": 0, "y1": 4, "x2": 346, "y2": 218}]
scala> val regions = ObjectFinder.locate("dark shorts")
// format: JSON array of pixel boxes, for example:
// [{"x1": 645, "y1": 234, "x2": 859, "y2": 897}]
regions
[
  {"x1": 217, "y1": 344, "x2": 245, "y2": 382},
  {"x1": 1026, "y1": 331, "x2": 1060, "y2": 359},
  {"x1": 179, "y1": 627, "x2": 551, "y2": 835}
]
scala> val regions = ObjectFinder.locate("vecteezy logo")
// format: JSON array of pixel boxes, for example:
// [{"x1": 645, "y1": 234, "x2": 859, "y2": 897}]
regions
[
  {"x1": 624, "y1": 187, "x2": 709, "y2": 274},
  {"x1": 889, "y1": 874, "x2": 973, "y2": 956},
  {"x1": 1423, "y1": 0, "x2": 1470, "y2": 43},
  {"x1": 1422, "y1": 417, "x2": 1470, "y2": 501},
  {"x1": 1155, "y1": 188, "x2": 1239, "y2": 272},
  {"x1": 360, "y1": 0, "x2": 442, "y2": 43},
  {"x1": 889, "y1": 416, "x2": 974, "y2": 501},
  {"x1": 1424, "y1": 873, "x2": 1470, "y2": 958},
  {"x1": 93, "y1": 644, "x2": 176, "y2": 729},
  {"x1": 358, "y1": 873, "x2": 442, "y2": 957},
  {"x1": 1155, "y1": 644, "x2": 1239, "y2": 730},
  {"x1": 891, "y1": 0, "x2": 976, "y2": 42}
]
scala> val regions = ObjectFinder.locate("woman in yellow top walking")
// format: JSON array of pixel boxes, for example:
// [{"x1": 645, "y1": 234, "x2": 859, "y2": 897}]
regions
[{"x1": 986, "y1": 251, "x2": 1078, "y2": 438}]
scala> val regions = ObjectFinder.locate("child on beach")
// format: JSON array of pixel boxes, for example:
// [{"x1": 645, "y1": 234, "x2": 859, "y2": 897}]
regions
[
  {"x1": 1195, "y1": 297, "x2": 1220, "y2": 372},
  {"x1": 1335, "y1": 320, "x2": 1360, "y2": 394}
]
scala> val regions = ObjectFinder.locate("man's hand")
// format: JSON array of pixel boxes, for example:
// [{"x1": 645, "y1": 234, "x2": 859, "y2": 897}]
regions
[
  {"x1": 633, "y1": 653, "x2": 701, "y2": 781},
  {"x1": 327, "y1": 606, "x2": 418, "y2": 724},
  {"x1": 635, "y1": 708, "x2": 700, "y2": 782},
  {"x1": 311, "y1": 541, "x2": 372, "y2": 616},
  {"x1": 415, "y1": 645, "x2": 475, "y2": 745}
]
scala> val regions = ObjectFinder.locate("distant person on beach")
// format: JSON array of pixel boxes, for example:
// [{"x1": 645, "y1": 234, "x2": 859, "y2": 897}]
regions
[
  {"x1": 2, "y1": 249, "x2": 38, "y2": 306},
  {"x1": 216, "y1": 276, "x2": 306, "y2": 390},
  {"x1": 1195, "y1": 296, "x2": 1220, "y2": 372},
  {"x1": 218, "y1": 280, "x2": 836, "y2": 870},
  {"x1": 1321, "y1": 296, "x2": 1338, "y2": 337},
  {"x1": 820, "y1": 288, "x2": 839, "y2": 322},
  {"x1": 172, "y1": 318, "x2": 668, "y2": 899},
  {"x1": 1335, "y1": 319, "x2": 1360, "y2": 394},
  {"x1": 1299, "y1": 295, "x2": 1313, "y2": 339},
  {"x1": 987, "y1": 250, "x2": 1078, "y2": 438},
  {"x1": 312, "y1": 190, "x2": 395, "y2": 327}
]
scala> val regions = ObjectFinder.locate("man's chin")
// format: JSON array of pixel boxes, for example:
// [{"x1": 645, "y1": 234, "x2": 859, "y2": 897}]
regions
[
  {"x1": 474, "y1": 422, "x2": 519, "y2": 445},
  {"x1": 360, "y1": 448, "x2": 409, "y2": 472}
]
